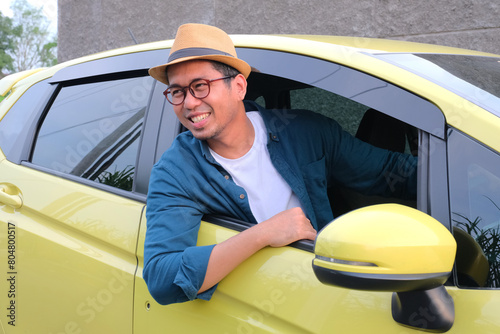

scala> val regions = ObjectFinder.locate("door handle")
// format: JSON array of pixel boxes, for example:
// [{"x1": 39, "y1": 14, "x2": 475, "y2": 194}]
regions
[{"x1": 0, "y1": 184, "x2": 23, "y2": 209}]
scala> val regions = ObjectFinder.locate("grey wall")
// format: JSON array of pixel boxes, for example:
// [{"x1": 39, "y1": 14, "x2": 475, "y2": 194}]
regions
[{"x1": 58, "y1": 0, "x2": 500, "y2": 62}]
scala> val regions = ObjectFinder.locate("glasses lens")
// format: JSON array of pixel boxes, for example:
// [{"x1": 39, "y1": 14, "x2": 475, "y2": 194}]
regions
[
  {"x1": 189, "y1": 80, "x2": 210, "y2": 99},
  {"x1": 165, "y1": 87, "x2": 185, "y2": 105}
]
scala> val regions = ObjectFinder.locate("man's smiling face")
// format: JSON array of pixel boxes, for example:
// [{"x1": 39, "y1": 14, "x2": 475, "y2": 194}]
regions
[{"x1": 167, "y1": 60, "x2": 246, "y2": 143}]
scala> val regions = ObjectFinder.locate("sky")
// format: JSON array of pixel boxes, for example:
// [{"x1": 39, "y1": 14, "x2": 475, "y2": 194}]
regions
[{"x1": 0, "y1": 0, "x2": 57, "y2": 34}]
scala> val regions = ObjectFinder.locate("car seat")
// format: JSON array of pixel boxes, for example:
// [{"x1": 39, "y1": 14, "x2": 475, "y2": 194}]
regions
[{"x1": 329, "y1": 109, "x2": 417, "y2": 217}]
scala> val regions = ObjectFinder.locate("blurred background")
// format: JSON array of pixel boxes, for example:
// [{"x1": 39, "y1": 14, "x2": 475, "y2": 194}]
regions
[
  {"x1": 0, "y1": 0, "x2": 57, "y2": 76},
  {"x1": 1, "y1": 0, "x2": 499, "y2": 76}
]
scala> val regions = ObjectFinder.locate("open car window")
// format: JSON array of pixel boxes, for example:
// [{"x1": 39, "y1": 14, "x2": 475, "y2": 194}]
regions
[{"x1": 243, "y1": 71, "x2": 419, "y2": 217}]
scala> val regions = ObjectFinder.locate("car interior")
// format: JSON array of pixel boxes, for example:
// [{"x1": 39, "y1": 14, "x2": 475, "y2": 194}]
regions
[{"x1": 244, "y1": 71, "x2": 418, "y2": 218}]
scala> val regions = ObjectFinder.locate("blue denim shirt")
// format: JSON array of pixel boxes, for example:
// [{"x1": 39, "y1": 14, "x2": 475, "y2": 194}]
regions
[{"x1": 144, "y1": 101, "x2": 417, "y2": 305}]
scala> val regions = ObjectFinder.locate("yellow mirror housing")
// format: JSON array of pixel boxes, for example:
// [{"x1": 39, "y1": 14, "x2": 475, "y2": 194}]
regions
[{"x1": 313, "y1": 204, "x2": 457, "y2": 292}]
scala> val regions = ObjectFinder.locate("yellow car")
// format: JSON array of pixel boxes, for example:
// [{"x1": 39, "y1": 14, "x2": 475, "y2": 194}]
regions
[{"x1": 0, "y1": 34, "x2": 499, "y2": 333}]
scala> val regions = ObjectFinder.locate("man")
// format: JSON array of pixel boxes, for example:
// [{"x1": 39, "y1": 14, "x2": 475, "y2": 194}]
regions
[{"x1": 144, "y1": 23, "x2": 417, "y2": 305}]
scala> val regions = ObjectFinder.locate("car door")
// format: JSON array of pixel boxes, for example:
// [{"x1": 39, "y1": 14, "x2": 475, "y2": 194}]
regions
[
  {"x1": 0, "y1": 56, "x2": 165, "y2": 332},
  {"x1": 132, "y1": 47, "x2": 474, "y2": 333}
]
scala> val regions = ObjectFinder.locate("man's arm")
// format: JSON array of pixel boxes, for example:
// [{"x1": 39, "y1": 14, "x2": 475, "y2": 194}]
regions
[
  {"x1": 145, "y1": 159, "x2": 316, "y2": 304},
  {"x1": 324, "y1": 118, "x2": 418, "y2": 200},
  {"x1": 199, "y1": 207, "x2": 317, "y2": 293},
  {"x1": 144, "y1": 160, "x2": 214, "y2": 305}
]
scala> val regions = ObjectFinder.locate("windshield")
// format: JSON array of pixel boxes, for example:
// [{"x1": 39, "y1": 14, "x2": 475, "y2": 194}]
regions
[{"x1": 374, "y1": 53, "x2": 500, "y2": 117}]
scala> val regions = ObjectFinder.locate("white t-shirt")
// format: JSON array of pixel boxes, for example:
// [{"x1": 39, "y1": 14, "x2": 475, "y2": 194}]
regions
[{"x1": 209, "y1": 112, "x2": 302, "y2": 223}]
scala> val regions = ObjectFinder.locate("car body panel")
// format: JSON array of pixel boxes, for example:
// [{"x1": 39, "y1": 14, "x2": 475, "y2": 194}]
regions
[
  {"x1": 133, "y1": 218, "x2": 500, "y2": 333},
  {"x1": 134, "y1": 220, "x2": 400, "y2": 333},
  {"x1": 0, "y1": 156, "x2": 143, "y2": 332},
  {"x1": 450, "y1": 289, "x2": 500, "y2": 331}
]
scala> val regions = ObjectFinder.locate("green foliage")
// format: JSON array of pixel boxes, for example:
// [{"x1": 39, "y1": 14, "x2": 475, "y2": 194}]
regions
[
  {"x1": 0, "y1": 14, "x2": 15, "y2": 73},
  {"x1": 2, "y1": 0, "x2": 57, "y2": 74},
  {"x1": 97, "y1": 166, "x2": 135, "y2": 192},
  {"x1": 40, "y1": 39, "x2": 58, "y2": 67},
  {"x1": 454, "y1": 197, "x2": 500, "y2": 287}
]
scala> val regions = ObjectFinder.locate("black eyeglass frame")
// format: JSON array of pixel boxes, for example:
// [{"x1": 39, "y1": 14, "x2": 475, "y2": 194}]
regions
[{"x1": 163, "y1": 75, "x2": 236, "y2": 105}]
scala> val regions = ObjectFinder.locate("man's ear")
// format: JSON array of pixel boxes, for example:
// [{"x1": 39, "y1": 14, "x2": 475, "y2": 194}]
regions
[{"x1": 233, "y1": 73, "x2": 248, "y2": 100}]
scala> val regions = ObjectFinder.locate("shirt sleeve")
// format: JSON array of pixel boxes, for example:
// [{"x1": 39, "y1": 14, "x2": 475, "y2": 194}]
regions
[
  {"x1": 327, "y1": 118, "x2": 418, "y2": 199},
  {"x1": 143, "y1": 159, "x2": 217, "y2": 305}
]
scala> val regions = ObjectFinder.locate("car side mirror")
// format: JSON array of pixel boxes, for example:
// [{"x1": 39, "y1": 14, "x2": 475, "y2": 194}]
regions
[{"x1": 312, "y1": 204, "x2": 457, "y2": 332}]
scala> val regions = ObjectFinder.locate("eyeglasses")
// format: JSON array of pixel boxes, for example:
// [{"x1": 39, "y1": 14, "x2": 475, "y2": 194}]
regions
[{"x1": 163, "y1": 75, "x2": 235, "y2": 105}]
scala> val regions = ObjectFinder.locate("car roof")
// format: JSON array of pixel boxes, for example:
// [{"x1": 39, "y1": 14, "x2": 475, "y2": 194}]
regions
[
  {"x1": 276, "y1": 35, "x2": 499, "y2": 56},
  {"x1": 5, "y1": 34, "x2": 498, "y2": 91},
  {"x1": 2, "y1": 34, "x2": 499, "y2": 151}
]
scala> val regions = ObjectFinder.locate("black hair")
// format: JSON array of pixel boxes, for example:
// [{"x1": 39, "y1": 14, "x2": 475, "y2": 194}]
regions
[{"x1": 210, "y1": 61, "x2": 240, "y2": 78}]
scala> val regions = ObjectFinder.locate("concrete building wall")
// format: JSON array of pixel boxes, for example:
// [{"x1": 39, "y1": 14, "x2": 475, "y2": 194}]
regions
[{"x1": 58, "y1": 0, "x2": 500, "y2": 62}]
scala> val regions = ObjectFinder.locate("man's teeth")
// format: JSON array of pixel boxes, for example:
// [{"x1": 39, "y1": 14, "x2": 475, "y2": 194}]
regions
[{"x1": 191, "y1": 113, "x2": 209, "y2": 123}]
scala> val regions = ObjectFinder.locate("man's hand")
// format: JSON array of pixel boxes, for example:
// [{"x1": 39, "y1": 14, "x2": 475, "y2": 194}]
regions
[{"x1": 258, "y1": 207, "x2": 317, "y2": 247}]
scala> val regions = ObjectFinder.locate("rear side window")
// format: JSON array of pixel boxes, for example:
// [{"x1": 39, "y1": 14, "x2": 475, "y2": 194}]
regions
[
  {"x1": 449, "y1": 130, "x2": 500, "y2": 288},
  {"x1": 31, "y1": 76, "x2": 154, "y2": 191}
]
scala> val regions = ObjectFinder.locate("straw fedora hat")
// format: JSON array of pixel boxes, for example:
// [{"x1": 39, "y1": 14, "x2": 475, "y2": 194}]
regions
[{"x1": 149, "y1": 23, "x2": 252, "y2": 85}]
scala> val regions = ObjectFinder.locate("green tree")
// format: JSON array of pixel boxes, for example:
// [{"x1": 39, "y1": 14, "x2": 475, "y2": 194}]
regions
[
  {"x1": 0, "y1": 13, "x2": 15, "y2": 74},
  {"x1": 9, "y1": 0, "x2": 57, "y2": 72}
]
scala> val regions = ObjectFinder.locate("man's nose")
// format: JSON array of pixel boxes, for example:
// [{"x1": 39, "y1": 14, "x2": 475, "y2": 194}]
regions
[{"x1": 183, "y1": 90, "x2": 202, "y2": 108}]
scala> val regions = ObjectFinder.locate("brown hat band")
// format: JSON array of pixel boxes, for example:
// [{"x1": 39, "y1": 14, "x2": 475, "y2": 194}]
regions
[{"x1": 168, "y1": 47, "x2": 234, "y2": 63}]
